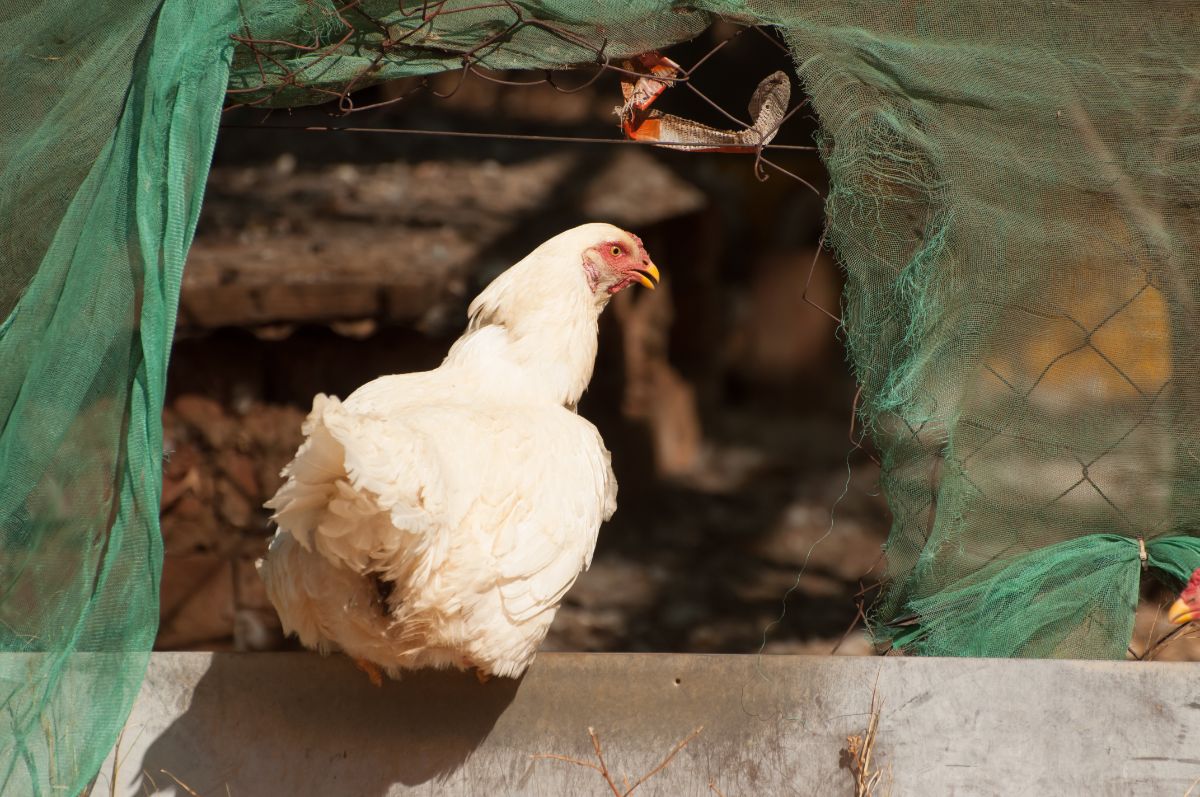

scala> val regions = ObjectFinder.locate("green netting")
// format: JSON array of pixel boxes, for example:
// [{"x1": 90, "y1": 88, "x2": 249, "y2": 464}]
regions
[
  {"x1": 227, "y1": 0, "x2": 713, "y2": 107},
  {"x1": 748, "y1": 2, "x2": 1200, "y2": 657},
  {"x1": 887, "y1": 535, "x2": 1200, "y2": 658},
  {"x1": 0, "y1": 1, "x2": 237, "y2": 793},
  {"x1": 5, "y1": 0, "x2": 1200, "y2": 792}
]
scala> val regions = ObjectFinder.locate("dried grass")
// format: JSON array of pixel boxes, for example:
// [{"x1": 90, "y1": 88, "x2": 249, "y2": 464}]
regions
[
  {"x1": 532, "y1": 725, "x2": 704, "y2": 797},
  {"x1": 157, "y1": 768, "x2": 201, "y2": 797},
  {"x1": 1130, "y1": 600, "x2": 1200, "y2": 662},
  {"x1": 841, "y1": 676, "x2": 891, "y2": 797}
]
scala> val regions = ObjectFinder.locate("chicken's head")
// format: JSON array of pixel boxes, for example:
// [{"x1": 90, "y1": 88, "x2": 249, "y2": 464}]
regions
[
  {"x1": 579, "y1": 226, "x2": 660, "y2": 295},
  {"x1": 1168, "y1": 566, "x2": 1200, "y2": 624}
]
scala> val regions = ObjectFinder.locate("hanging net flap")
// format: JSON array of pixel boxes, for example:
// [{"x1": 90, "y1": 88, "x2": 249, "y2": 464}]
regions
[
  {"x1": 0, "y1": 1, "x2": 238, "y2": 793},
  {"x1": 886, "y1": 535, "x2": 1200, "y2": 658}
]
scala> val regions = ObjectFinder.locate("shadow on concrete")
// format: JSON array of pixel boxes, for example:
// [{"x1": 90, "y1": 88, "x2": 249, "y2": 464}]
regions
[{"x1": 135, "y1": 652, "x2": 522, "y2": 795}]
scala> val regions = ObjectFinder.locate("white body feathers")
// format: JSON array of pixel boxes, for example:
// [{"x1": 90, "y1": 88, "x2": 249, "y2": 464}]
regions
[{"x1": 259, "y1": 225, "x2": 626, "y2": 678}]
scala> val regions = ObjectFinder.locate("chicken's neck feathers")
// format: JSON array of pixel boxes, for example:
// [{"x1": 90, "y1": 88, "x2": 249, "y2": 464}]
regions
[{"x1": 444, "y1": 252, "x2": 605, "y2": 409}]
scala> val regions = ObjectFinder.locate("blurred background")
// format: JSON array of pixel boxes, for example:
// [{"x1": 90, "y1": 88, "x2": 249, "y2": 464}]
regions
[
  {"x1": 156, "y1": 25, "x2": 894, "y2": 658},
  {"x1": 153, "y1": 22, "x2": 1190, "y2": 661}
]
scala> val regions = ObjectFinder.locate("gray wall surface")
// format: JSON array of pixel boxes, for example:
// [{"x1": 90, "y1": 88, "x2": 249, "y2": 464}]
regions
[{"x1": 96, "y1": 652, "x2": 1200, "y2": 796}]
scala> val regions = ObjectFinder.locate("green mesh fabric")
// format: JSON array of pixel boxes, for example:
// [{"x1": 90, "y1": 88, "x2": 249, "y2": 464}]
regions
[
  {"x1": 742, "y1": 2, "x2": 1200, "y2": 657},
  {"x1": 6, "y1": 0, "x2": 1200, "y2": 791},
  {"x1": 0, "y1": 2, "x2": 237, "y2": 793},
  {"x1": 887, "y1": 536, "x2": 1200, "y2": 658}
]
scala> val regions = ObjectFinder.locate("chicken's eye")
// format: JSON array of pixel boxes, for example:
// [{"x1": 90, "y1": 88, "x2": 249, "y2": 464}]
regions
[{"x1": 610, "y1": 246, "x2": 622, "y2": 256}]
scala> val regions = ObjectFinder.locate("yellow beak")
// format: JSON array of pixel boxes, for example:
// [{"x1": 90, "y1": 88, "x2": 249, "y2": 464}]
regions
[
  {"x1": 1168, "y1": 598, "x2": 1196, "y2": 625},
  {"x1": 634, "y1": 262, "x2": 661, "y2": 290}
]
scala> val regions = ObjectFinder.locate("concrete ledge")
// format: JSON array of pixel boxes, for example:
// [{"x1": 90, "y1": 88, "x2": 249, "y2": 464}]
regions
[{"x1": 100, "y1": 652, "x2": 1200, "y2": 795}]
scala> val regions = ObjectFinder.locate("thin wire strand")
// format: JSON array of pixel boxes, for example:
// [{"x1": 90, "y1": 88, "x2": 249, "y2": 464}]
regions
[{"x1": 218, "y1": 122, "x2": 820, "y2": 152}]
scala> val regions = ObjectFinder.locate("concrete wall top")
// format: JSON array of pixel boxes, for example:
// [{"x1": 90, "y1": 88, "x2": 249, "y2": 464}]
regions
[{"x1": 97, "y1": 652, "x2": 1200, "y2": 796}]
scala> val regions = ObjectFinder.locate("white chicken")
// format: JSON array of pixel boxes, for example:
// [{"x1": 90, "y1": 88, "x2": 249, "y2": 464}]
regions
[{"x1": 259, "y1": 223, "x2": 660, "y2": 682}]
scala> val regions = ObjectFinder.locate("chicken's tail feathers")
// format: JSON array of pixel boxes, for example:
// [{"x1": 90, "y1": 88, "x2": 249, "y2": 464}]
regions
[
  {"x1": 265, "y1": 394, "x2": 350, "y2": 548},
  {"x1": 259, "y1": 530, "x2": 384, "y2": 655},
  {"x1": 265, "y1": 393, "x2": 442, "y2": 577}
]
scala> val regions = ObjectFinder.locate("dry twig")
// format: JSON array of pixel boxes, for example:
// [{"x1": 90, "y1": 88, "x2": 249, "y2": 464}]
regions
[
  {"x1": 1130, "y1": 597, "x2": 1200, "y2": 662},
  {"x1": 158, "y1": 769, "x2": 201, "y2": 797},
  {"x1": 842, "y1": 675, "x2": 890, "y2": 797},
  {"x1": 108, "y1": 726, "x2": 126, "y2": 796},
  {"x1": 532, "y1": 725, "x2": 704, "y2": 796},
  {"x1": 1141, "y1": 621, "x2": 1198, "y2": 661}
]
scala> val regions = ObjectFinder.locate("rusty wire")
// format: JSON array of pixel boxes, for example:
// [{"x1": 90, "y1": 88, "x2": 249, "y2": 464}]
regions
[
  {"x1": 228, "y1": 0, "x2": 681, "y2": 113},
  {"x1": 226, "y1": 5, "x2": 821, "y2": 191},
  {"x1": 229, "y1": 1, "x2": 738, "y2": 110}
]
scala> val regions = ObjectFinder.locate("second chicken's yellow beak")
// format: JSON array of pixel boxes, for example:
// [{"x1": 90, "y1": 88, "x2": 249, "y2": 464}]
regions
[
  {"x1": 634, "y1": 262, "x2": 661, "y2": 290},
  {"x1": 1168, "y1": 598, "x2": 1196, "y2": 625}
]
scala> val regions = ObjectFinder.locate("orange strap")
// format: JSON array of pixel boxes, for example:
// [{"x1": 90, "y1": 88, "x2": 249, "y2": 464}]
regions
[{"x1": 616, "y1": 53, "x2": 791, "y2": 153}]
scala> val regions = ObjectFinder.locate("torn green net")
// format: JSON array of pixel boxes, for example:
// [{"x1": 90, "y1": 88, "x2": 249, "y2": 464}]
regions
[{"x1": 752, "y1": 2, "x2": 1200, "y2": 657}]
